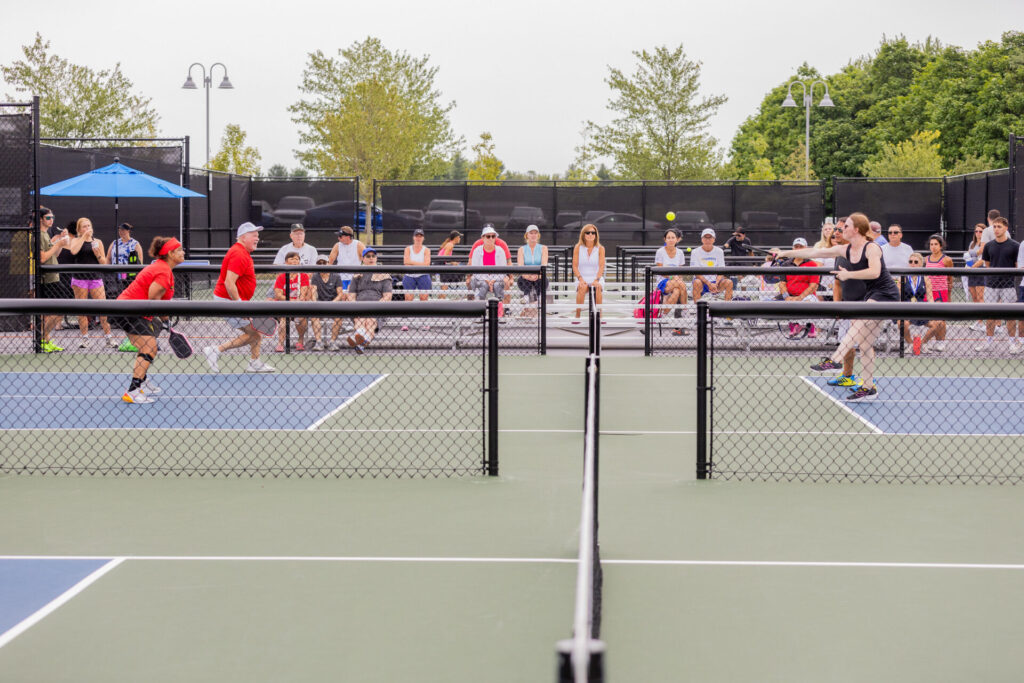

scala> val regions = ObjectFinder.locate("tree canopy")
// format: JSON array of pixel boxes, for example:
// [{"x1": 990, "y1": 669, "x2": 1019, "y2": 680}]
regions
[
  {"x1": 581, "y1": 45, "x2": 726, "y2": 180},
  {"x1": 208, "y1": 124, "x2": 261, "y2": 176},
  {"x1": 727, "y1": 32, "x2": 1024, "y2": 180},
  {"x1": 289, "y1": 37, "x2": 462, "y2": 189},
  {"x1": 0, "y1": 33, "x2": 159, "y2": 140}
]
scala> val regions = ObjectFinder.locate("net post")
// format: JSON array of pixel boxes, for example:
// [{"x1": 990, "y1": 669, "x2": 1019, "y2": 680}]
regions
[
  {"x1": 486, "y1": 298, "x2": 499, "y2": 476},
  {"x1": 644, "y1": 267, "x2": 653, "y2": 356},
  {"x1": 540, "y1": 267, "x2": 548, "y2": 355},
  {"x1": 696, "y1": 299, "x2": 709, "y2": 480},
  {"x1": 557, "y1": 639, "x2": 606, "y2": 682}
]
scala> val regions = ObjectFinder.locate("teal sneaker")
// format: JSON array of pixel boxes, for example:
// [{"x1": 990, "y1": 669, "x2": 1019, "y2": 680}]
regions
[{"x1": 827, "y1": 374, "x2": 862, "y2": 388}]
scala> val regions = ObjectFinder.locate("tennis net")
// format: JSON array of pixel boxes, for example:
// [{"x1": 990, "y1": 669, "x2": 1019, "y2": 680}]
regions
[
  {"x1": 0, "y1": 297, "x2": 499, "y2": 478},
  {"x1": 557, "y1": 289, "x2": 604, "y2": 682},
  {"x1": 697, "y1": 300, "x2": 1024, "y2": 483}
]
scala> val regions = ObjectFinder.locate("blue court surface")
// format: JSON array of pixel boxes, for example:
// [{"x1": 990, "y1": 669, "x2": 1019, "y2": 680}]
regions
[
  {"x1": 0, "y1": 372, "x2": 384, "y2": 430},
  {"x1": 0, "y1": 558, "x2": 113, "y2": 635},
  {"x1": 804, "y1": 375, "x2": 1024, "y2": 435}
]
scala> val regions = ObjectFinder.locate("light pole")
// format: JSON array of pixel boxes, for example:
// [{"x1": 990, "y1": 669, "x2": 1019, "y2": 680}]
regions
[
  {"x1": 181, "y1": 63, "x2": 233, "y2": 169},
  {"x1": 781, "y1": 79, "x2": 834, "y2": 180}
]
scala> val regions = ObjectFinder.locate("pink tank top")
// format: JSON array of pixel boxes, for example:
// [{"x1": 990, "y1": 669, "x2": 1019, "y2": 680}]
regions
[{"x1": 926, "y1": 254, "x2": 948, "y2": 292}]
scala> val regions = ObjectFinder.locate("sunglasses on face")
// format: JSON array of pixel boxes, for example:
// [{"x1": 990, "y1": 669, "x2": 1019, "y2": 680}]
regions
[
  {"x1": 43, "y1": 215, "x2": 54, "y2": 220},
  {"x1": 584, "y1": 231, "x2": 596, "y2": 236},
  {"x1": 888, "y1": 231, "x2": 901, "y2": 234},
  {"x1": 483, "y1": 235, "x2": 496, "y2": 239}
]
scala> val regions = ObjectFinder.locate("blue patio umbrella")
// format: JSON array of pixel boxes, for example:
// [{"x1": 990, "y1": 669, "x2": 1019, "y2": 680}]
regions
[{"x1": 39, "y1": 159, "x2": 205, "y2": 227}]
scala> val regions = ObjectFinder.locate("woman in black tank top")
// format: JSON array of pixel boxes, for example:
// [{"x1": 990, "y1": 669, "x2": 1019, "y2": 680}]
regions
[
  {"x1": 773, "y1": 213, "x2": 893, "y2": 401},
  {"x1": 66, "y1": 217, "x2": 114, "y2": 345}
]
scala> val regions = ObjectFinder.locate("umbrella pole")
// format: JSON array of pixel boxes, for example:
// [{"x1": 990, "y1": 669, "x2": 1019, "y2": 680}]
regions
[{"x1": 114, "y1": 197, "x2": 119, "y2": 231}]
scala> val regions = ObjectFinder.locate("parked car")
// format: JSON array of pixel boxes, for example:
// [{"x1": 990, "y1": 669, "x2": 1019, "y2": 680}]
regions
[
  {"x1": 504, "y1": 206, "x2": 547, "y2": 232},
  {"x1": 670, "y1": 211, "x2": 714, "y2": 228},
  {"x1": 396, "y1": 209, "x2": 425, "y2": 228},
  {"x1": 424, "y1": 199, "x2": 465, "y2": 230},
  {"x1": 562, "y1": 212, "x2": 661, "y2": 234},
  {"x1": 271, "y1": 196, "x2": 316, "y2": 226},
  {"x1": 250, "y1": 200, "x2": 275, "y2": 227}
]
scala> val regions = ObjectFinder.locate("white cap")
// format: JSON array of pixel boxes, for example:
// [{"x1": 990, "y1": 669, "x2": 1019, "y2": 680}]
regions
[
  {"x1": 700, "y1": 228, "x2": 716, "y2": 238},
  {"x1": 481, "y1": 225, "x2": 498, "y2": 236},
  {"x1": 525, "y1": 224, "x2": 540, "y2": 233},
  {"x1": 792, "y1": 237, "x2": 808, "y2": 247},
  {"x1": 237, "y1": 221, "x2": 263, "y2": 238}
]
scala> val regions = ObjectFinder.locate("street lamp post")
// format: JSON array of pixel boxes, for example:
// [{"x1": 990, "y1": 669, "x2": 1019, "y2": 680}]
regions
[
  {"x1": 781, "y1": 79, "x2": 834, "y2": 180},
  {"x1": 181, "y1": 63, "x2": 233, "y2": 169}
]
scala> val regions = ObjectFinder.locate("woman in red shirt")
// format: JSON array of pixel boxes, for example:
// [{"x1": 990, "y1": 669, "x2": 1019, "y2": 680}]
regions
[{"x1": 115, "y1": 237, "x2": 185, "y2": 404}]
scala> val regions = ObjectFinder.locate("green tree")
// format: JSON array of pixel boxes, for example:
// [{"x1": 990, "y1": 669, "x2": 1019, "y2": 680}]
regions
[
  {"x1": 1, "y1": 33, "x2": 159, "y2": 140},
  {"x1": 947, "y1": 154, "x2": 994, "y2": 175},
  {"x1": 862, "y1": 130, "x2": 945, "y2": 177},
  {"x1": 779, "y1": 141, "x2": 817, "y2": 180},
  {"x1": 208, "y1": 124, "x2": 261, "y2": 175},
  {"x1": 289, "y1": 37, "x2": 462, "y2": 193},
  {"x1": 583, "y1": 44, "x2": 727, "y2": 179},
  {"x1": 266, "y1": 164, "x2": 289, "y2": 178},
  {"x1": 467, "y1": 132, "x2": 505, "y2": 182},
  {"x1": 290, "y1": 167, "x2": 310, "y2": 178},
  {"x1": 443, "y1": 151, "x2": 469, "y2": 180}
]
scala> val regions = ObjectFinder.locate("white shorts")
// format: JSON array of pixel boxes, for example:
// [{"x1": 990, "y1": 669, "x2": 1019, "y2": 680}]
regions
[{"x1": 984, "y1": 287, "x2": 1016, "y2": 304}]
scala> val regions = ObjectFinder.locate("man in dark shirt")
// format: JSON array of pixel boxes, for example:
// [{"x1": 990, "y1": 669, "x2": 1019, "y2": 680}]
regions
[
  {"x1": 978, "y1": 217, "x2": 1021, "y2": 352},
  {"x1": 724, "y1": 227, "x2": 753, "y2": 256}
]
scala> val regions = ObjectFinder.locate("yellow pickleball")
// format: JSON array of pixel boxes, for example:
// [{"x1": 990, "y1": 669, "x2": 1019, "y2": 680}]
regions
[{"x1": 666, "y1": 211, "x2": 676, "y2": 221}]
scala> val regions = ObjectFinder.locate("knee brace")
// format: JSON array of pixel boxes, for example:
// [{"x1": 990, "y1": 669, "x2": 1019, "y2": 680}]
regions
[{"x1": 137, "y1": 352, "x2": 155, "y2": 364}]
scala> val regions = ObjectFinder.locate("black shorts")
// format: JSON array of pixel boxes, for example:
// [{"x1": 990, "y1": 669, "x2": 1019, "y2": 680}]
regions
[
  {"x1": 439, "y1": 271, "x2": 464, "y2": 284},
  {"x1": 112, "y1": 316, "x2": 161, "y2": 338},
  {"x1": 40, "y1": 281, "x2": 66, "y2": 299}
]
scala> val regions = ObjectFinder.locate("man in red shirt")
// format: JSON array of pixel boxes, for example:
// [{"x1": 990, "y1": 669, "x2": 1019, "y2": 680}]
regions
[
  {"x1": 778, "y1": 237, "x2": 821, "y2": 339},
  {"x1": 203, "y1": 222, "x2": 275, "y2": 373}
]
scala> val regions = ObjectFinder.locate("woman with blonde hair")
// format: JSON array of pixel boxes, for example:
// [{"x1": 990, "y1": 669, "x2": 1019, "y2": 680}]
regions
[
  {"x1": 66, "y1": 217, "x2": 114, "y2": 347},
  {"x1": 773, "y1": 212, "x2": 899, "y2": 401},
  {"x1": 516, "y1": 225, "x2": 548, "y2": 316},
  {"x1": 571, "y1": 224, "x2": 605, "y2": 321}
]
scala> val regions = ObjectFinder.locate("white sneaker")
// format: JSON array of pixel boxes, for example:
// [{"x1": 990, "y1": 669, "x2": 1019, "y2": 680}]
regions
[
  {"x1": 121, "y1": 388, "x2": 154, "y2": 404},
  {"x1": 106, "y1": 334, "x2": 117, "y2": 348},
  {"x1": 141, "y1": 378, "x2": 162, "y2": 395},
  {"x1": 969, "y1": 322, "x2": 985, "y2": 332},
  {"x1": 246, "y1": 359, "x2": 276, "y2": 373},
  {"x1": 203, "y1": 345, "x2": 220, "y2": 373},
  {"x1": 78, "y1": 336, "x2": 89, "y2": 348},
  {"x1": 932, "y1": 342, "x2": 945, "y2": 353},
  {"x1": 974, "y1": 340, "x2": 993, "y2": 352},
  {"x1": 324, "y1": 340, "x2": 334, "y2": 351},
  {"x1": 1011, "y1": 342, "x2": 1024, "y2": 355}
]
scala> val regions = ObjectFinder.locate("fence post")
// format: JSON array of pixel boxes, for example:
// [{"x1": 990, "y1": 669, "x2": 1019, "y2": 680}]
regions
[
  {"x1": 486, "y1": 298, "x2": 499, "y2": 476},
  {"x1": 1010, "y1": 134, "x2": 1017, "y2": 238},
  {"x1": 898, "y1": 274, "x2": 907, "y2": 358},
  {"x1": 696, "y1": 299, "x2": 709, "y2": 480},
  {"x1": 540, "y1": 267, "x2": 548, "y2": 355},
  {"x1": 182, "y1": 136, "x2": 191, "y2": 258},
  {"x1": 644, "y1": 267, "x2": 653, "y2": 356},
  {"x1": 32, "y1": 96, "x2": 42, "y2": 354}
]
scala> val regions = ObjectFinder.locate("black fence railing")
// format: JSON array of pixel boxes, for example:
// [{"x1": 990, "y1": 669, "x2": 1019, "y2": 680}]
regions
[
  {"x1": 697, "y1": 300, "x2": 1024, "y2": 483},
  {"x1": 0, "y1": 297, "x2": 498, "y2": 478}
]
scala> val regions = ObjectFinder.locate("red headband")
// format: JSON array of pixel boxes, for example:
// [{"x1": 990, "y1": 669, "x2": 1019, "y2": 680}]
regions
[{"x1": 159, "y1": 238, "x2": 182, "y2": 256}]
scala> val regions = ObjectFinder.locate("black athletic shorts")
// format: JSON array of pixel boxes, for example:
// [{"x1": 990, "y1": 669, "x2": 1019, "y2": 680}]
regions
[{"x1": 112, "y1": 316, "x2": 161, "y2": 338}]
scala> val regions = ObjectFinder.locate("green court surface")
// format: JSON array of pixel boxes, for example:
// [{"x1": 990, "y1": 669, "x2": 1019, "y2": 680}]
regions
[{"x1": 2, "y1": 356, "x2": 1023, "y2": 681}]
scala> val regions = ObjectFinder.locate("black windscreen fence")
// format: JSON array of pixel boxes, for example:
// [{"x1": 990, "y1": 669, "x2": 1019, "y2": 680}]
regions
[
  {"x1": 379, "y1": 182, "x2": 466, "y2": 244},
  {"x1": 944, "y1": 176, "x2": 966, "y2": 237},
  {"x1": 833, "y1": 178, "x2": 942, "y2": 250},
  {"x1": 39, "y1": 142, "x2": 186, "y2": 252},
  {"x1": 0, "y1": 105, "x2": 35, "y2": 312},
  {"x1": 1015, "y1": 136, "x2": 1024, "y2": 238},
  {"x1": 553, "y1": 184, "x2": 646, "y2": 251},
  {"x1": 734, "y1": 182, "x2": 823, "y2": 245},
  {"x1": 467, "y1": 184, "x2": 555, "y2": 239},
  {"x1": 645, "y1": 182, "x2": 730, "y2": 242}
]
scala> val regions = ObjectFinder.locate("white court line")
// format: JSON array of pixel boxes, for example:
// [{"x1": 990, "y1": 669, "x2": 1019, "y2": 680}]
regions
[
  {"x1": 2, "y1": 555, "x2": 1022, "y2": 571},
  {"x1": 1, "y1": 394, "x2": 366, "y2": 401},
  {"x1": 800, "y1": 376, "x2": 883, "y2": 435},
  {"x1": 0, "y1": 557, "x2": 124, "y2": 650},
  {"x1": 306, "y1": 375, "x2": 389, "y2": 430}
]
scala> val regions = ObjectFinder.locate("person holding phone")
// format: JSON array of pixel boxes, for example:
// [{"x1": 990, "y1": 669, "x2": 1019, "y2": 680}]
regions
[{"x1": 66, "y1": 217, "x2": 114, "y2": 347}]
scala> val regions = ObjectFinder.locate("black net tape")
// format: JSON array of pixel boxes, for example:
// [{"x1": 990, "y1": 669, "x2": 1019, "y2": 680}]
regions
[
  {"x1": 699, "y1": 300, "x2": 1024, "y2": 484},
  {"x1": 0, "y1": 298, "x2": 496, "y2": 478}
]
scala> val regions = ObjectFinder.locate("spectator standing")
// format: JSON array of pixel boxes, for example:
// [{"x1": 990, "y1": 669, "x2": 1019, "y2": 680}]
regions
[
  {"x1": 436, "y1": 230, "x2": 463, "y2": 299},
  {"x1": 881, "y1": 224, "x2": 913, "y2": 277},
  {"x1": 779, "y1": 237, "x2": 821, "y2": 339},
  {"x1": 979, "y1": 209, "x2": 1001, "y2": 246},
  {"x1": 924, "y1": 235, "x2": 954, "y2": 302},
  {"x1": 273, "y1": 224, "x2": 319, "y2": 265},
  {"x1": 869, "y1": 221, "x2": 887, "y2": 247},
  {"x1": 516, "y1": 225, "x2": 548, "y2": 316},
  {"x1": 36, "y1": 207, "x2": 67, "y2": 352},
  {"x1": 965, "y1": 224, "x2": 987, "y2": 321},
  {"x1": 346, "y1": 247, "x2": 392, "y2": 354},
  {"x1": 572, "y1": 224, "x2": 605, "y2": 321},
  {"x1": 106, "y1": 222, "x2": 144, "y2": 293},
  {"x1": 66, "y1": 217, "x2": 115, "y2": 347},
  {"x1": 272, "y1": 252, "x2": 311, "y2": 352},
  {"x1": 654, "y1": 228, "x2": 688, "y2": 335},
  {"x1": 690, "y1": 228, "x2": 733, "y2": 303},
  {"x1": 328, "y1": 226, "x2": 365, "y2": 292},
  {"x1": 814, "y1": 223, "x2": 837, "y2": 295},
  {"x1": 977, "y1": 217, "x2": 1022, "y2": 352},
  {"x1": 309, "y1": 256, "x2": 346, "y2": 350},
  {"x1": 203, "y1": 222, "x2": 275, "y2": 373}
]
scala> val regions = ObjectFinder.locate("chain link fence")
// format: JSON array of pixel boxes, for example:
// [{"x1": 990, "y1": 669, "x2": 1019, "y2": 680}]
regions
[
  {"x1": 696, "y1": 300, "x2": 1024, "y2": 483},
  {"x1": 0, "y1": 298, "x2": 498, "y2": 478}
]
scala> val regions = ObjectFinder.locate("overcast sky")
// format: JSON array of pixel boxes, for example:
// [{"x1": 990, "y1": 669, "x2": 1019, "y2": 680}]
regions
[{"x1": 1, "y1": 0, "x2": 1017, "y2": 175}]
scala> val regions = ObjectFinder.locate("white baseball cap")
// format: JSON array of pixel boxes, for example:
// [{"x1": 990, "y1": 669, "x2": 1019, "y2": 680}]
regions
[
  {"x1": 792, "y1": 237, "x2": 808, "y2": 247},
  {"x1": 481, "y1": 225, "x2": 498, "y2": 236},
  {"x1": 700, "y1": 228, "x2": 716, "y2": 238},
  {"x1": 237, "y1": 221, "x2": 263, "y2": 238},
  {"x1": 525, "y1": 224, "x2": 540, "y2": 233}
]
